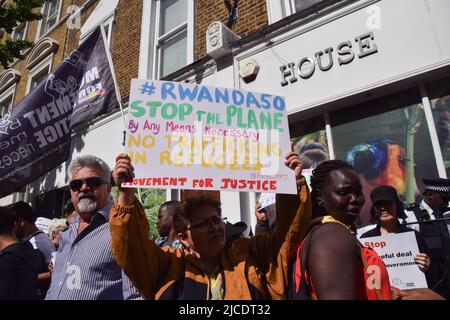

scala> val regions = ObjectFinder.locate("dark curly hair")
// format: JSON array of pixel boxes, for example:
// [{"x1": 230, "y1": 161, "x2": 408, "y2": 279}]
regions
[
  {"x1": 173, "y1": 194, "x2": 222, "y2": 233},
  {"x1": 310, "y1": 160, "x2": 355, "y2": 217}
]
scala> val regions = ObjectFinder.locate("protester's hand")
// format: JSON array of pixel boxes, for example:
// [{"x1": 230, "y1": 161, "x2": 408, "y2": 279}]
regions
[
  {"x1": 395, "y1": 288, "x2": 445, "y2": 300},
  {"x1": 284, "y1": 152, "x2": 302, "y2": 179},
  {"x1": 113, "y1": 153, "x2": 134, "y2": 188},
  {"x1": 414, "y1": 253, "x2": 431, "y2": 273},
  {"x1": 48, "y1": 261, "x2": 53, "y2": 275},
  {"x1": 255, "y1": 203, "x2": 267, "y2": 221},
  {"x1": 391, "y1": 286, "x2": 402, "y2": 300},
  {"x1": 113, "y1": 153, "x2": 136, "y2": 205}
]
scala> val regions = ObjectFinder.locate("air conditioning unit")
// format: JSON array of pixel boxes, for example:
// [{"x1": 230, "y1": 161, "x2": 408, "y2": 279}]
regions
[{"x1": 206, "y1": 21, "x2": 240, "y2": 60}]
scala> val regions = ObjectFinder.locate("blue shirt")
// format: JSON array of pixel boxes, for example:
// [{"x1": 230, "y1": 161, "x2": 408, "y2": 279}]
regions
[
  {"x1": 154, "y1": 236, "x2": 183, "y2": 249},
  {"x1": 46, "y1": 198, "x2": 141, "y2": 300},
  {"x1": 28, "y1": 230, "x2": 55, "y2": 264}
]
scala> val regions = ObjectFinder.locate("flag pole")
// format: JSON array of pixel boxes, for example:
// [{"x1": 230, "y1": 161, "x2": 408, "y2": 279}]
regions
[
  {"x1": 99, "y1": 25, "x2": 141, "y2": 203},
  {"x1": 99, "y1": 24, "x2": 127, "y2": 144}
]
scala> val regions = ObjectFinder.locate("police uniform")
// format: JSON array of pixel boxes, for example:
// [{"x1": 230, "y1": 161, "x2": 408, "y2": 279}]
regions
[{"x1": 404, "y1": 178, "x2": 450, "y2": 298}]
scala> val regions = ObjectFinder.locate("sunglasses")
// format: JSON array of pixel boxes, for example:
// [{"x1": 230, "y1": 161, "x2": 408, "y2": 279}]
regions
[
  {"x1": 187, "y1": 216, "x2": 227, "y2": 232},
  {"x1": 69, "y1": 177, "x2": 106, "y2": 191}
]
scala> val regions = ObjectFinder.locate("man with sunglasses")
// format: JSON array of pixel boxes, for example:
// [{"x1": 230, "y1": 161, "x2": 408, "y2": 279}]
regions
[
  {"x1": 109, "y1": 151, "x2": 312, "y2": 300},
  {"x1": 46, "y1": 155, "x2": 141, "y2": 300}
]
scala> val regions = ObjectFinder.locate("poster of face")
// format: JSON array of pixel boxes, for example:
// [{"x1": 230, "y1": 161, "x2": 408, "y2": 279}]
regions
[
  {"x1": 291, "y1": 90, "x2": 440, "y2": 227},
  {"x1": 429, "y1": 78, "x2": 450, "y2": 177},
  {"x1": 333, "y1": 94, "x2": 439, "y2": 226}
]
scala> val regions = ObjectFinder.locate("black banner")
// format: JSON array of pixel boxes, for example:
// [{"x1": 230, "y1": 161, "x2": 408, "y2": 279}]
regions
[
  {"x1": 70, "y1": 28, "x2": 119, "y2": 127},
  {"x1": 0, "y1": 27, "x2": 119, "y2": 199}
]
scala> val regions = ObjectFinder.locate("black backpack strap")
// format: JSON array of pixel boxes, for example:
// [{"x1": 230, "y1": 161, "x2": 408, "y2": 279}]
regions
[{"x1": 291, "y1": 224, "x2": 321, "y2": 300}]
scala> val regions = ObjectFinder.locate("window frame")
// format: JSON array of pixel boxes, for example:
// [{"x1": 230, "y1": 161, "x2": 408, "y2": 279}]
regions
[
  {"x1": 80, "y1": 15, "x2": 114, "y2": 49},
  {"x1": 11, "y1": 21, "x2": 28, "y2": 41},
  {"x1": 150, "y1": 0, "x2": 194, "y2": 79},
  {"x1": 35, "y1": 0, "x2": 63, "y2": 41},
  {"x1": 266, "y1": 0, "x2": 341, "y2": 24},
  {"x1": 0, "y1": 85, "x2": 16, "y2": 118},
  {"x1": 26, "y1": 54, "x2": 53, "y2": 94}
]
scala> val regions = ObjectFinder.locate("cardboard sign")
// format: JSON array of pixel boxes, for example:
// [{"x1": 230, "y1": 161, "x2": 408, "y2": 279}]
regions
[
  {"x1": 122, "y1": 79, "x2": 296, "y2": 194},
  {"x1": 362, "y1": 232, "x2": 428, "y2": 289},
  {"x1": 258, "y1": 193, "x2": 276, "y2": 210}
]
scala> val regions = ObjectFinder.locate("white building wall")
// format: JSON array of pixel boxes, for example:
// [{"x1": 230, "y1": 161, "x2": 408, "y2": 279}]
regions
[{"x1": 236, "y1": 0, "x2": 450, "y2": 114}]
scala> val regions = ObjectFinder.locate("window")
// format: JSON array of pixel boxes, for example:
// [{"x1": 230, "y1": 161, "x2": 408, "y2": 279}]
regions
[
  {"x1": 330, "y1": 88, "x2": 438, "y2": 226},
  {"x1": 292, "y1": 0, "x2": 323, "y2": 13},
  {"x1": 427, "y1": 77, "x2": 450, "y2": 177},
  {"x1": 37, "y1": 0, "x2": 62, "y2": 39},
  {"x1": 154, "y1": 0, "x2": 194, "y2": 78},
  {"x1": 11, "y1": 22, "x2": 27, "y2": 41},
  {"x1": 0, "y1": 92, "x2": 13, "y2": 119},
  {"x1": 0, "y1": 84, "x2": 16, "y2": 119},
  {"x1": 79, "y1": 0, "x2": 119, "y2": 48},
  {"x1": 0, "y1": 69, "x2": 20, "y2": 118},
  {"x1": 290, "y1": 115, "x2": 329, "y2": 170},
  {"x1": 27, "y1": 55, "x2": 52, "y2": 93},
  {"x1": 102, "y1": 17, "x2": 114, "y2": 48},
  {"x1": 267, "y1": 0, "x2": 338, "y2": 23}
]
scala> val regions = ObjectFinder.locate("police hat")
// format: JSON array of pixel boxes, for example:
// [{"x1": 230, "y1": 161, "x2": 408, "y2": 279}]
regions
[{"x1": 422, "y1": 178, "x2": 450, "y2": 196}]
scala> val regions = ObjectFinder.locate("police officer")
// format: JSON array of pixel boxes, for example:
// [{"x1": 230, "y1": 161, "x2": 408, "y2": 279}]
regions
[{"x1": 405, "y1": 178, "x2": 450, "y2": 298}]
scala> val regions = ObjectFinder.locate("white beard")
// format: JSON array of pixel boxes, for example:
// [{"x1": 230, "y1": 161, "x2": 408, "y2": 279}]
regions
[{"x1": 77, "y1": 198, "x2": 97, "y2": 213}]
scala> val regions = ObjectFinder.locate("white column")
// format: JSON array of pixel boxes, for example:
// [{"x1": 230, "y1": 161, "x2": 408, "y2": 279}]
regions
[
  {"x1": 420, "y1": 84, "x2": 447, "y2": 178},
  {"x1": 324, "y1": 112, "x2": 336, "y2": 160},
  {"x1": 138, "y1": 0, "x2": 154, "y2": 79}
]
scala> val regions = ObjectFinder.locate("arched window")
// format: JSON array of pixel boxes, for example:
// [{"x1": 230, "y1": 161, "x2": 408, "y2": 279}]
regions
[{"x1": 0, "y1": 69, "x2": 21, "y2": 118}]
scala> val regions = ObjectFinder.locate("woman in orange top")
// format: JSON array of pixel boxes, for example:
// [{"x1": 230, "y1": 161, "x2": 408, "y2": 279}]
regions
[{"x1": 291, "y1": 160, "x2": 391, "y2": 300}]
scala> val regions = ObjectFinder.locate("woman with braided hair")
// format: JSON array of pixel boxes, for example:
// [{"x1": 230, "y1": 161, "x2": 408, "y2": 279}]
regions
[{"x1": 290, "y1": 160, "x2": 392, "y2": 300}]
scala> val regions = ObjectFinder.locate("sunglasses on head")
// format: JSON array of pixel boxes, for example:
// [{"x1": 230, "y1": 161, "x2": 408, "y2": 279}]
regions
[{"x1": 69, "y1": 177, "x2": 106, "y2": 191}]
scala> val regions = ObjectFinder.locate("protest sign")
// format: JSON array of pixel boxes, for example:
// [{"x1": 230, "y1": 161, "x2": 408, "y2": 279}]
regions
[
  {"x1": 122, "y1": 79, "x2": 296, "y2": 194},
  {"x1": 258, "y1": 193, "x2": 276, "y2": 210},
  {"x1": 362, "y1": 232, "x2": 428, "y2": 289}
]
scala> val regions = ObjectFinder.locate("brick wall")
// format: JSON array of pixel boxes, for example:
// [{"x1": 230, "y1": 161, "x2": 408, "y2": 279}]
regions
[
  {"x1": 195, "y1": 0, "x2": 268, "y2": 60},
  {"x1": 112, "y1": 0, "x2": 142, "y2": 101},
  {"x1": 4, "y1": 0, "x2": 142, "y2": 106},
  {"x1": 6, "y1": 0, "x2": 73, "y2": 105}
]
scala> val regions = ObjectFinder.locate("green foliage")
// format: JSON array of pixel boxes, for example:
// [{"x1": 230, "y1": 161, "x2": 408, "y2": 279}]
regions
[
  {"x1": 110, "y1": 187, "x2": 166, "y2": 239},
  {"x1": 0, "y1": 38, "x2": 30, "y2": 67},
  {"x1": 141, "y1": 188, "x2": 166, "y2": 239},
  {"x1": 0, "y1": 0, "x2": 45, "y2": 68}
]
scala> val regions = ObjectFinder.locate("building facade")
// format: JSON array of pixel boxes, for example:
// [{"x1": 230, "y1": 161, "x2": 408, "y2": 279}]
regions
[
  {"x1": 1, "y1": 0, "x2": 449, "y2": 231},
  {"x1": 139, "y1": 0, "x2": 450, "y2": 228},
  {"x1": 0, "y1": 0, "x2": 142, "y2": 218}
]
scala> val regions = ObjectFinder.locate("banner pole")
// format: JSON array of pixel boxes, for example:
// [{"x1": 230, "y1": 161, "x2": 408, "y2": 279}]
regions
[
  {"x1": 99, "y1": 25, "x2": 141, "y2": 202},
  {"x1": 99, "y1": 24, "x2": 127, "y2": 143}
]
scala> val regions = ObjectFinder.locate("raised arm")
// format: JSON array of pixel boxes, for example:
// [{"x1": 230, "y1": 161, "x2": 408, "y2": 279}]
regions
[
  {"x1": 109, "y1": 153, "x2": 171, "y2": 299},
  {"x1": 250, "y1": 152, "x2": 312, "y2": 299}
]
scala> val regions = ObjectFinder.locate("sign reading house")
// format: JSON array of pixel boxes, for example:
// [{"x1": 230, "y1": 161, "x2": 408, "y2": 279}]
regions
[{"x1": 279, "y1": 32, "x2": 378, "y2": 87}]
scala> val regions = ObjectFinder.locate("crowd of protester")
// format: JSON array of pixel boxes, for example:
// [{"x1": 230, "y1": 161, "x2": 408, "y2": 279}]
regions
[{"x1": 1, "y1": 152, "x2": 449, "y2": 300}]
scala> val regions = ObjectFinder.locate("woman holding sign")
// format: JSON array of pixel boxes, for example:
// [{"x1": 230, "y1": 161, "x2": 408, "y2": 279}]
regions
[
  {"x1": 290, "y1": 160, "x2": 392, "y2": 300},
  {"x1": 360, "y1": 185, "x2": 431, "y2": 273},
  {"x1": 109, "y1": 151, "x2": 311, "y2": 300}
]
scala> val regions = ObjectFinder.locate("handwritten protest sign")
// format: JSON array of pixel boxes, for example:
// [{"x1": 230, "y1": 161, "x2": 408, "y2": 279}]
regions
[
  {"x1": 122, "y1": 79, "x2": 296, "y2": 194},
  {"x1": 362, "y1": 232, "x2": 428, "y2": 289}
]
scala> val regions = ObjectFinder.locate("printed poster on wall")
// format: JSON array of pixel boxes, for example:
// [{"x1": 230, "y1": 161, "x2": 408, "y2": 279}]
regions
[
  {"x1": 122, "y1": 79, "x2": 296, "y2": 194},
  {"x1": 362, "y1": 232, "x2": 428, "y2": 290}
]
